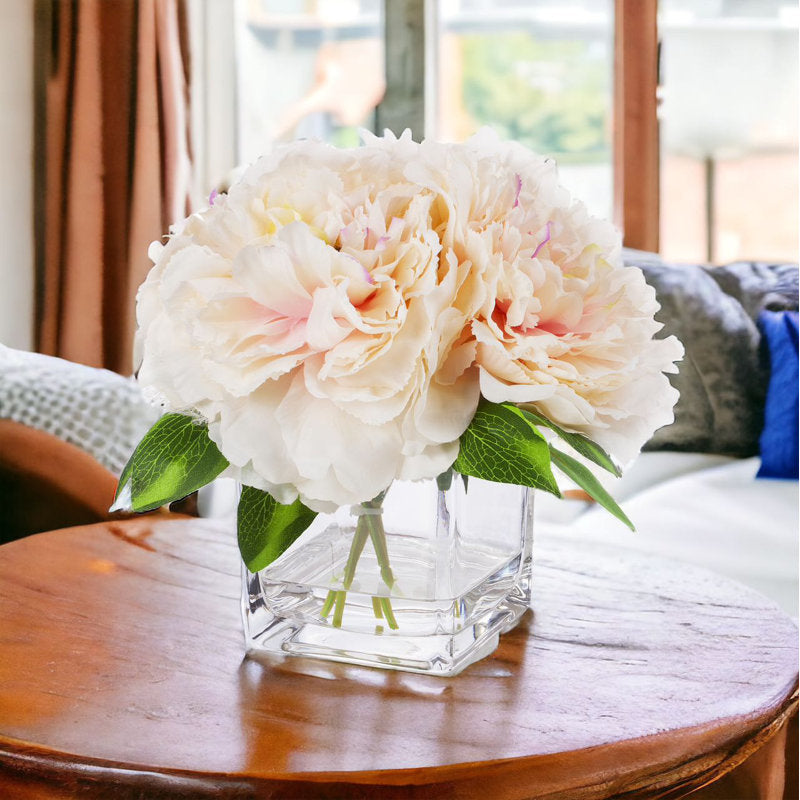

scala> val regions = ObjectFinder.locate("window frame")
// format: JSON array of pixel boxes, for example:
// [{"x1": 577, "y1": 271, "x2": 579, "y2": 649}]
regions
[{"x1": 613, "y1": 0, "x2": 660, "y2": 252}]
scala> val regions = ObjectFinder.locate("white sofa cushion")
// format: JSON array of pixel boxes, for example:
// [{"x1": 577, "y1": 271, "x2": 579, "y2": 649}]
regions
[{"x1": 537, "y1": 453, "x2": 799, "y2": 617}]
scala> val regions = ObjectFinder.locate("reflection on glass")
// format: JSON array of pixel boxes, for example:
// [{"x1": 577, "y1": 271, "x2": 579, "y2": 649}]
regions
[
  {"x1": 659, "y1": 1, "x2": 799, "y2": 262},
  {"x1": 236, "y1": 0, "x2": 384, "y2": 164},
  {"x1": 437, "y1": 0, "x2": 613, "y2": 220}
]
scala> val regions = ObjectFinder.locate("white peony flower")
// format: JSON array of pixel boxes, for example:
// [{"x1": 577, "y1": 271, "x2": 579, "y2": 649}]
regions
[
  {"x1": 136, "y1": 135, "x2": 480, "y2": 510},
  {"x1": 395, "y1": 129, "x2": 683, "y2": 465}
]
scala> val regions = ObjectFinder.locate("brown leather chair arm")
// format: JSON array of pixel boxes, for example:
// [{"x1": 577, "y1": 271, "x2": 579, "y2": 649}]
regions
[{"x1": 0, "y1": 419, "x2": 118, "y2": 543}]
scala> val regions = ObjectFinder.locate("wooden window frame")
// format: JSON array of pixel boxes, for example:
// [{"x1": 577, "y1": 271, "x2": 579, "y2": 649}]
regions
[{"x1": 613, "y1": 0, "x2": 660, "y2": 252}]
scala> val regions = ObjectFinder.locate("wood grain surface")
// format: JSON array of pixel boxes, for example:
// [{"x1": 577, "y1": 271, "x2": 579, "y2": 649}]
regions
[{"x1": 0, "y1": 517, "x2": 796, "y2": 799}]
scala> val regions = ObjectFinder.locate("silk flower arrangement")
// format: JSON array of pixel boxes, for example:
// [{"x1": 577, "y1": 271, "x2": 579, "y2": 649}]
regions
[{"x1": 115, "y1": 129, "x2": 683, "y2": 668}]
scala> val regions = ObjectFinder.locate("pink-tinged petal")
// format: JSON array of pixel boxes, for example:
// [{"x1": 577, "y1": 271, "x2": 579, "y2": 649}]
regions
[
  {"x1": 306, "y1": 286, "x2": 352, "y2": 351},
  {"x1": 513, "y1": 174, "x2": 522, "y2": 208},
  {"x1": 340, "y1": 252, "x2": 375, "y2": 285},
  {"x1": 536, "y1": 320, "x2": 571, "y2": 336},
  {"x1": 209, "y1": 188, "x2": 218, "y2": 206},
  {"x1": 338, "y1": 222, "x2": 360, "y2": 248},
  {"x1": 233, "y1": 242, "x2": 312, "y2": 318},
  {"x1": 532, "y1": 221, "x2": 553, "y2": 259}
]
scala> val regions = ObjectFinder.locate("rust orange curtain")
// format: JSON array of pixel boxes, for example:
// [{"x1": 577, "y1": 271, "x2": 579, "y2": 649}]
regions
[{"x1": 36, "y1": 0, "x2": 192, "y2": 374}]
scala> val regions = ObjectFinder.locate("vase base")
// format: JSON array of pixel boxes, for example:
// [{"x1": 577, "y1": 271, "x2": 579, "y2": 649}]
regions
[{"x1": 244, "y1": 600, "x2": 529, "y2": 676}]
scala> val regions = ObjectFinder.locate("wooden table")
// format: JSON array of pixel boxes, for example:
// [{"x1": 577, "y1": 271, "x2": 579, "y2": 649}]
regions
[{"x1": 0, "y1": 517, "x2": 796, "y2": 799}]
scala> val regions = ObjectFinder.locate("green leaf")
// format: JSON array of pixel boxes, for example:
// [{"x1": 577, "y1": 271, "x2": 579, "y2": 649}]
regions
[
  {"x1": 549, "y1": 446, "x2": 634, "y2": 531},
  {"x1": 237, "y1": 486, "x2": 317, "y2": 573},
  {"x1": 454, "y1": 401, "x2": 561, "y2": 496},
  {"x1": 436, "y1": 469, "x2": 454, "y2": 492},
  {"x1": 519, "y1": 406, "x2": 621, "y2": 477},
  {"x1": 114, "y1": 413, "x2": 229, "y2": 513}
]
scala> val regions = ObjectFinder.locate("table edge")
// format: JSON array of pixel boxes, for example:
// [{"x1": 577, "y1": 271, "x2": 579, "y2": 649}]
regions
[{"x1": 0, "y1": 688, "x2": 796, "y2": 798}]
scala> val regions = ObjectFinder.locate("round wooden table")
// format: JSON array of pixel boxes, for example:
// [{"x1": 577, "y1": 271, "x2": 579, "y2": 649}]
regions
[{"x1": 0, "y1": 517, "x2": 796, "y2": 799}]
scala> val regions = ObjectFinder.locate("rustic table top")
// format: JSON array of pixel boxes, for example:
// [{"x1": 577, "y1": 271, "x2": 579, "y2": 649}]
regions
[{"x1": 0, "y1": 516, "x2": 796, "y2": 799}]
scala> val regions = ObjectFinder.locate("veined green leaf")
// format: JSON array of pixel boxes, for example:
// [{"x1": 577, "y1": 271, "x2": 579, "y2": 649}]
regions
[
  {"x1": 113, "y1": 413, "x2": 229, "y2": 513},
  {"x1": 518, "y1": 406, "x2": 621, "y2": 477},
  {"x1": 549, "y1": 446, "x2": 634, "y2": 531},
  {"x1": 454, "y1": 401, "x2": 561, "y2": 496},
  {"x1": 238, "y1": 486, "x2": 317, "y2": 573}
]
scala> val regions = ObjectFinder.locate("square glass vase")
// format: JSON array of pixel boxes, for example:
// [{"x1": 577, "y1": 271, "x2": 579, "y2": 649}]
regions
[{"x1": 241, "y1": 475, "x2": 534, "y2": 675}]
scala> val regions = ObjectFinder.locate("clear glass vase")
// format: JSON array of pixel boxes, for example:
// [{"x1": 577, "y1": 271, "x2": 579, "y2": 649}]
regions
[{"x1": 241, "y1": 475, "x2": 533, "y2": 675}]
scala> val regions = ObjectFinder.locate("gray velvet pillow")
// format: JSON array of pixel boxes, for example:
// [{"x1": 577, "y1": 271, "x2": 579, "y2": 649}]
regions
[
  {"x1": 705, "y1": 261, "x2": 799, "y2": 318},
  {"x1": 621, "y1": 253, "x2": 798, "y2": 456}
]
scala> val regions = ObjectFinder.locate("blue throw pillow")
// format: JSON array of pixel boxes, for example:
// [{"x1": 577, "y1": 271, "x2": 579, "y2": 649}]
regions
[{"x1": 757, "y1": 310, "x2": 799, "y2": 479}]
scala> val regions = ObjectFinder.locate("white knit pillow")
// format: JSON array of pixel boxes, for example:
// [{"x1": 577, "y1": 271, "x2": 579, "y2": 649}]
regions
[{"x1": 0, "y1": 346, "x2": 160, "y2": 476}]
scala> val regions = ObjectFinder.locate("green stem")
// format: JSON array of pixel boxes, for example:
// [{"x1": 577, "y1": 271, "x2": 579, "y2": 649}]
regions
[
  {"x1": 362, "y1": 494, "x2": 398, "y2": 626},
  {"x1": 324, "y1": 490, "x2": 400, "y2": 630},
  {"x1": 379, "y1": 596, "x2": 399, "y2": 629},
  {"x1": 343, "y1": 516, "x2": 370, "y2": 591},
  {"x1": 321, "y1": 589, "x2": 336, "y2": 618},
  {"x1": 366, "y1": 509, "x2": 395, "y2": 589},
  {"x1": 332, "y1": 590, "x2": 347, "y2": 628},
  {"x1": 372, "y1": 596, "x2": 384, "y2": 619}
]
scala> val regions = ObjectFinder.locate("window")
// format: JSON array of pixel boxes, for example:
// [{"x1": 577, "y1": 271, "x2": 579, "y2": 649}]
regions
[
  {"x1": 659, "y1": 0, "x2": 799, "y2": 262},
  {"x1": 191, "y1": 0, "x2": 798, "y2": 262},
  {"x1": 189, "y1": 0, "x2": 384, "y2": 195},
  {"x1": 436, "y1": 1, "x2": 614, "y2": 219},
  {"x1": 236, "y1": 0, "x2": 384, "y2": 162}
]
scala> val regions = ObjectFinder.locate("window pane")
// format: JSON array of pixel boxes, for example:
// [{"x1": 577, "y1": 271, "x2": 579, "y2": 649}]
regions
[
  {"x1": 236, "y1": 1, "x2": 384, "y2": 164},
  {"x1": 659, "y1": 1, "x2": 799, "y2": 262},
  {"x1": 436, "y1": 0, "x2": 614, "y2": 220}
]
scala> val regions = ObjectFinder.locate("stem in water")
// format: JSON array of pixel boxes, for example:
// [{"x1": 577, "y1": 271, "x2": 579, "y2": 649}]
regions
[{"x1": 326, "y1": 491, "x2": 398, "y2": 629}]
